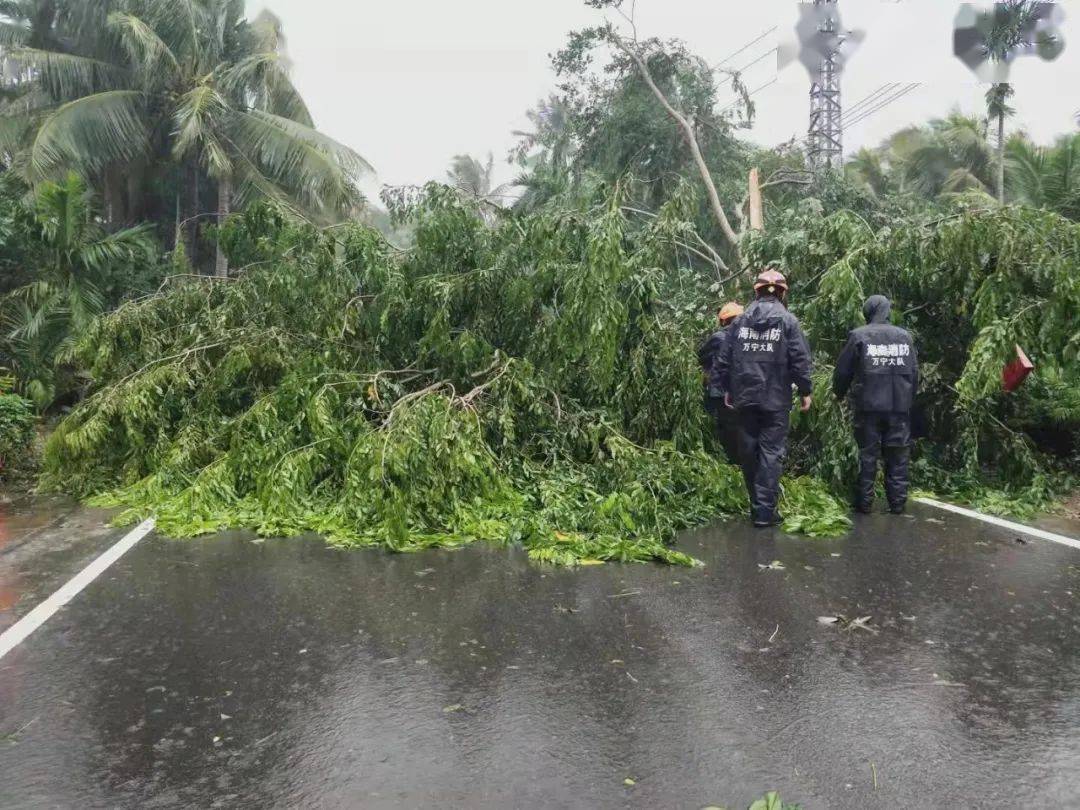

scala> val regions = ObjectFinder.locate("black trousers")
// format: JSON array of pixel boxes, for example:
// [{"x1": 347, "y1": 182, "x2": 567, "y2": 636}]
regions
[
  {"x1": 705, "y1": 395, "x2": 741, "y2": 465},
  {"x1": 854, "y1": 411, "x2": 911, "y2": 510},
  {"x1": 736, "y1": 408, "x2": 790, "y2": 524}
]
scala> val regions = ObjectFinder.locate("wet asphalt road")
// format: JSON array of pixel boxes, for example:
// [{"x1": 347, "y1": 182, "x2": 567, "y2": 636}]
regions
[{"x1": 2, "y1": 500, "x2": 1080, "y2": 809}]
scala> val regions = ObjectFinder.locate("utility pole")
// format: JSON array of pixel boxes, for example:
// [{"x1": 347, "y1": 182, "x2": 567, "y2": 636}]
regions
[{"x1": 807, "y1": 0, "x2": 844, "y2": 171}]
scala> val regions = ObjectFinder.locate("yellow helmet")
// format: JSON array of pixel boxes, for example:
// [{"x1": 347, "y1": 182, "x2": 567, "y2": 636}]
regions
[{"x1": 718, "y1": 301, "x2": 744, "y2": 324}]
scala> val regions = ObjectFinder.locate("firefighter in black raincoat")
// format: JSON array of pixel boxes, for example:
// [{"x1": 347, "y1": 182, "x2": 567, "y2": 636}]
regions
[
  {"x1": 832, "y1": 295, "x2": 919, "y2": 514},
  {"x1": 698, "y1": 301, "x2": 744, "y2": 464},
  {"x1": 716, "y1": 270, "x2": 813, "y2": 528}
]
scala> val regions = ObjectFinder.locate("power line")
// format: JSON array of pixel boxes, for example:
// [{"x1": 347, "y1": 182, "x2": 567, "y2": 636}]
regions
[
  {"x1": 793, "y1": 83, "x2": 920, "y2": 152},
  {"x1": 844, "y1": 85, "x2": 919, "y2": 130},
  {"x1": 717, "y1": 47, "x2": 778, "y2": 86},
  {"x1": 840, "y1": 84, "x2": 900, "y2": 125},
  {"x1": 844, "y1": 83, "x2": 921, "y2": 129},
  {"x1": 718, "y1": 77, "x2": 779, "y2": 115},
  {"x1": 711, "y1": 27, "x2": 778, "y2": 71}
]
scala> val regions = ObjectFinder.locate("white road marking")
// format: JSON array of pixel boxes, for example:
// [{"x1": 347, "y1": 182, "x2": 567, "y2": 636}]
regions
[
  {"x1": 0, "y1": 518, "x2": 156, "y2": 661},
  {"x1": 915, "y1": 498, "x2": 1080, "y2": 552}
]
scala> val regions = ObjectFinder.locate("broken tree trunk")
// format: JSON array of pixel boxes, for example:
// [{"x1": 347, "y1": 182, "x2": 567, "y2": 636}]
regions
[{"x1": 748, "y1": 168, "x2": 764, "y2": 231}]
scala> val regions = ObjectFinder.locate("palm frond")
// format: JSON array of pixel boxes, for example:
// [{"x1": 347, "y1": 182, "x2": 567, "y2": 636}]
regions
[
  {"x1": 227, "y1": 143, "x2": 303, "y2": 217},
  {"x1": 35, "y1": 171, "x2": 89, "y2": 252},
  {"x1": 79, "y1": 223, "x2": 156, "y2": 274},
  {"x1": 248, "y1": 9, "x2": 288, "y2": 54},
  {"x1": 0, "y1": 90, "x2": 53, "y2": 156},
  {"x1": 236, "y1": 108, "x2": 370, "y2": 172},
  {"x1": 6, "y1": 47, "x2": 127, "y2": 99},
  {"x1": 1046, "y1": 133, "x2": 1080, "y2": 213},
  {"x1": 64, "y1": 275, "x2": 105, "y2": 332},
  {"x1": 150, "y1": 0, "x2": 212, "y2": 72},
  {"x1": 846, "y1": 147, "x2": 889, "y2": 197},
  {"x1": 5, "y1": 280, "x2": 64, "y2": 340},
  {"x1": 172, "y1": 84, "x2": 232, "y2": 177},
  {"x1": 230, "y1": 108, "x2": 369, "y2": 213},
  {"x1": 107, "y1": 12, "x2": 181, "y2": 83},
  {"x1": 219, "y1": 51, "x2": 312, "y2": 124},
  {"x1": 447, "y1": 153, "x2": 494, "y2": 198},
  {"x1": 1005, "y1": 137, "x2": 1047, "y2": 206},
  {"x1": 28, "y1": 90, "x2": 148, "y2": 180},
  {"x1": 940, "y1": 167, "x2": 991, "y2": 195},
  {"x1": 0, "y1": 19, "x2": 28, "y2": 46}
]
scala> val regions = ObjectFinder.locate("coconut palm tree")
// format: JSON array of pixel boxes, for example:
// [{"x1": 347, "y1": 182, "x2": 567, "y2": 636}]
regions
[
  {"x1": 446, "y1": 152, "x2": 514, "y2": 221},
  {"x1": 510, "y1": 96, "x2": 574, "y2": 167},
  {"x1": 986, "y1": 82, "x2": 1015, "y2": 204},
  {"x1": 975, "y1": 0, "x2": 1051, "y2": 203},
  {"x1": 510, "y1": 95, "x2": 576, "y2": 212},
  {"x1": 890, "y1": 112, "x2": 995, "y2": 199},
  {"x1": 844, "y1": 147, "x2": 891, "y2": 198},
  {"x1": 1007, "y1": 132, "x2": 1080, "y2": 219},
  {"x1": 1, "y1": 0, "x2": 369, "y2": 275}
]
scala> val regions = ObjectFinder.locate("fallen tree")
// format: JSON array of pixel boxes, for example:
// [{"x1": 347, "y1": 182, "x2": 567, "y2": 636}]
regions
[
  {"x1": 749, "y1": 201, "x2": 1080, "y2": 515},
  {"x1": 41, "y1": 187, "x2": 851, "y2": 566}
]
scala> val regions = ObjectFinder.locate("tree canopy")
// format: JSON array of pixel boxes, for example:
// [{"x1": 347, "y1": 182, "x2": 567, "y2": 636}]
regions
[{"x1": 0, "y1": 0, "x2": 368, "y2": 262}]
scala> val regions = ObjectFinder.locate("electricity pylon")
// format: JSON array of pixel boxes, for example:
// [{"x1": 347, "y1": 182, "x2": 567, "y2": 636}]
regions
[{"x1": 807, "y1": 0, "x2": 844, "y2": 171}]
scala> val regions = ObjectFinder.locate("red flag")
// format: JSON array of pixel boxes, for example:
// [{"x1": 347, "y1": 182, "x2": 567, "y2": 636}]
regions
[{"x1": 1003, "y1": 345, "x2": 1034, "y2": 393}]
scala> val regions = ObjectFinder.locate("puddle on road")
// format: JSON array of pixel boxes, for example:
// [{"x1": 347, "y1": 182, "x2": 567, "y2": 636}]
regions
[
  {"x1": 0, "y1": 495, "x2": 71, "y2": 621},
  {"x1": 0, "y1": 494, "x2": 70, "y2": 553},
  {"x1": 0, "y1": 494, "x2": 117, "y2": 629}
]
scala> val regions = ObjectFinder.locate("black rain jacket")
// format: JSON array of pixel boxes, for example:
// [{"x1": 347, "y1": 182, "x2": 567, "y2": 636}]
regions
[
  {"x1": 717, "y1": 295, "x2": 813, "y2": 412},
  {"x1": 832, "y1": 295, "x2": 919, "y2": 413},
  {"x1": 698, "y1": 325, "x2": 733, "y2": 397}
]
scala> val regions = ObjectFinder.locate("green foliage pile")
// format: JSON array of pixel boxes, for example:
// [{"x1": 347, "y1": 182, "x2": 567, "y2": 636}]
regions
[
  {"x1": 0, "y1": 387, "x2": 37, "y2": 479},
  {"x1": 747, "y1": 202, "x2": 1080, "y2": 507},
  {"x1": 41, "y1": 190, "x2": 849, "y2": 565}
]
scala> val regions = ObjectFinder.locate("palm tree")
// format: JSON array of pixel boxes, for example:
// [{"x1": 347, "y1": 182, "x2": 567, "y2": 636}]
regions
[
  {"x1": 510, "y1": 96, "x2": 573, "y2": 167},
  {"x1": 845, "y1": 147, "x2": 891, "y2": 198},
  {"x1": 3, "y1": 171, "x2": 155, "y2": 406},
  {"x1": 1007, "y1": 132, "x2": 1080, "y2": 219},
  {"x1": 510, "y1": 95, "x2": 576, "y2": 212},
  {"x1": 1, "y1": 0, "x2": 370, "y2": 275},
  {"x1": 890, "y1": 112, "x2": 995, "y2": 199},
  {"x1": 446, "y1": 152, "x2": 514, "y2": 221},
  {"x1": 975, "y1": 0, "x2": 1049, "y2": 203},
  {"x1": 986, "y1": 82, "x2": 1015, "y2": 203}
]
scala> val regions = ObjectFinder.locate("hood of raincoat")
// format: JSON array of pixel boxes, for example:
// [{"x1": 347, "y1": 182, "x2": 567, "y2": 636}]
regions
[{"x1": 863, "y1": 295, "x2": 892, "y2": 325}]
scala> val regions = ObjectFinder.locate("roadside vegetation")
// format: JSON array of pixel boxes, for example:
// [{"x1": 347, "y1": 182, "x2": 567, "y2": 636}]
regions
[{"x1": 0, "y1": 0, "x2": 1077, "y2": 559}]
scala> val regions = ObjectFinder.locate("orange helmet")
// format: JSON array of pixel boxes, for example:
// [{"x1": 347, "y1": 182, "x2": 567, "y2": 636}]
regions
[
  {"x1": 753, "y1": 268, "x2": 789, "y2": 295},
  {"x1": 718, "y1": 302, "x2": 744, "y2": 324}
]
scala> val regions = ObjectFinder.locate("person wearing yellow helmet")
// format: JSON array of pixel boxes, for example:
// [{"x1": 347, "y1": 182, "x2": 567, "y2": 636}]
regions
[
  {"x1": 698, "y1": 301, "x2": 745, "y2": 464},
  {"x1": 716, "y1": 268, "x2": 813, "y2": 528}
]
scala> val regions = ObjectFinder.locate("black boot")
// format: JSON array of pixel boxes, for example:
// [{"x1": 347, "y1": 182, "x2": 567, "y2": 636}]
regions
[{"x1": 753, "y1": 511, "x2": 784, "y2": 528}]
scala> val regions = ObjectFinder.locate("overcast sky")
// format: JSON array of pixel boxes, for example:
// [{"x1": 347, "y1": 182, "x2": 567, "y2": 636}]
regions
[{"x1": 252, "y1": 0, "x2": 1080, "y2": 193}]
